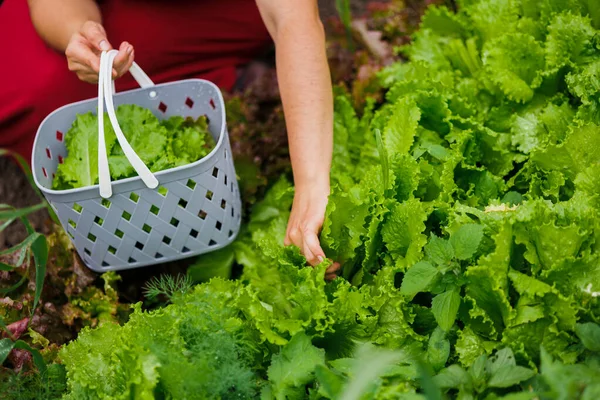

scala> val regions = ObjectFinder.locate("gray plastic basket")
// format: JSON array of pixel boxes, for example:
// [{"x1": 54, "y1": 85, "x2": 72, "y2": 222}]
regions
[{"x1": 32, "y1": 74, "x2": 242, "y2": 272}]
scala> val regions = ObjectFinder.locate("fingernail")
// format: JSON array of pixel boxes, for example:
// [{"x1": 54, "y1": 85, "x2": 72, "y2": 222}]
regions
[
  {"x1": 99, "y1": 40, "x2": 109, "y2": 51},
  {"x1": 126, "y1": 46, "x2": 133, "y2": 55},
  {"x1": 317, "y1": 256, "x2": 324, "y2": 263}
]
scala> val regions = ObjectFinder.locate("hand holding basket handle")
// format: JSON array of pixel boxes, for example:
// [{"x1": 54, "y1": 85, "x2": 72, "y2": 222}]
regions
[{"x1": 97, "y1": 50, "x2": 158, "y2": 198}]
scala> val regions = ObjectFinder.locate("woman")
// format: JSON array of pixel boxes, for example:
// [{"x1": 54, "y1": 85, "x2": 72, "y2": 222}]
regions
[{"x1": 0, "y1": 0, "x2": 338, "y2": 276}]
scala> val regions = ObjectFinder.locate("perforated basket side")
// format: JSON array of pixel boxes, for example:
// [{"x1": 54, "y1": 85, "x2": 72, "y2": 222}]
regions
[
  {"x1": 32, "y1": 79, "x2": 242, "y2": 271},
  {"x1": 52, "y1": 141, "x2": 241, "y2": 271}
]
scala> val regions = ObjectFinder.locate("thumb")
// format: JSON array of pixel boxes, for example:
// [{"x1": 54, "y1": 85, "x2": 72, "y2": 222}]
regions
[{"x1": 80, "y1": 22, "x2": 112, "y2": 52}]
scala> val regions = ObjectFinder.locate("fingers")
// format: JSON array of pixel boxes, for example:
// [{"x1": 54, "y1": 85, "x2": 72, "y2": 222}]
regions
[
  {"x1": 66, "y1": 21, "x2": 134, "y2": 83},
  {"x1": 326, "y1": 262, "x2": 341, "y2": 274},
  {"x1": 303, "y1": 230, "x2": 324, "y2": 267},
  {"x1": 285, "y1": 226, "x2": 303, "y2": 252},
  {"x1": 325, "y1": 262, "x2": 341, "y2": 281},
  {"x1": 112, "y1": 42, "x2": 135, "y2": 79},
  {"x1": 80, "y1": 21, "x2": 111, "y2": 52},
  {"x1": 286, "y1": 225, "x2": 341, "y2": 280},
  {"x1": 66, "y1": 35, "x2": 101, "y2": 72},
  {"x1": 285, "y1": 224, "x2": 322, "y2": 266}
]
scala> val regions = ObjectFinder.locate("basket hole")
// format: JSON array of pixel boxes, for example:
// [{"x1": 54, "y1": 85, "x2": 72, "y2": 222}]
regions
[
  {"x1": 215, "y1": 221, "x2": 222, "y2": 231},
  {"x1": 229, "y1": 230, "x2": 234, "y2": 238},
  {"x1": 101, "y1": 199, "x2": 111, "y2": 209},
  {"x1": 198, "y1": 210, "x2": 207, "y2": 220},
  {"x1": 46, "y1": 148, "x2": 52, "y2": 159},
  {"x1": 186, "y1": 179, "x2": 197, "y2": 190},
  {"x1": 129, "y1": 192, "x2": 140, "y2": 203},
  {"x1": 158, "y1": 186, "x2": 168, "y2": 197},
  {"x1": 128, "y1": 257, "x2": 136, "y2": 263},
  {"x1": 178, "y1": 198, "x2": 188, "y2": 209},
  {"x1": 142, "y1": 224, "x2": 152, "y2": 234},
  {"x1": 224, "y1": 175, "x2": 228, "y2": 185},
  {"x1": 206, "y1": 190, "x2": 213, "y2": 201},
  {"x1": 220, "y1": 199, "x2": 226, "y2": 209},
  {"x1": 230, "y1": 182, "x2": 234, "y2": 192},
  {"x1": 150, "y1": 205, "x2": 160, "y2": 215},
  {"x1": 58, "y1": 155, "x2": 64, "y2": 164},
  {"x1": 68, "y1": 231, "x2": 74, "y2": 239},
  {"x1": 42, "y1": 167, "x2": 47, "y2": 178},
  {"x1": 185, "y1": 97, "x2": 194, "y2": 108},
  {"x1": 170, "y1": 217, "x2": 179, "y2": 227},
  {"x1": 155, "y1": 252, "x2": 163, "y2": 259},
  {"x1": 72, "y1": 203, "x2": 83, "y2": 213},
  {"x1": 182, "y1": 246, "x2": 190, "y2": 253},
  {"x1": 212, "y1": 167, "x2": 219, "y2": 178},
  {"x1": 102, "y1": 261, "x2": 109, "y2": 267},
  {"x1": 87, "y1": 233, "x2": 96, "y2": 243},
  {"x1": 52, "y1": 173, "x2": 56, "y2": 179},
  {"x1": 56, "y1": 131, "x2": 63, "y2": 141},
  {"x1": 115, "y1": 229, "x2": 124, "y2": 239},
  {"x1": 231, "y1": 207, "x2": 235, "y2": 218},
  {"x1": 122, "y1": 211, "x2": 132, "y2": 221},
  {"x1": 158, "y1": 102, "x2": 167, "y2": 113},
  {"x1": 84, "y1": 248, "x2": 91, "y2": 256},
  {"x1": 209, "y1": 98, "x2": 216, "y2": 110},
  {"x1": 224, "y1": 149, "x2": 227, "y2": 159},
  {"x1": 162, "y1": 236, "x2": 172, "y2": 245},
  {"x1": 108, "y1": 246, "x2": 116, "y2": 255},
  {"x1": 190, "y1": 229, "x2": 198, "y2": 238},
  {"x1": 94, "y1": 216, "x2": 104, "y2": 226},
  {"x1": 68, "y1": 219, "x2": 77, "y2": 229},
  {"x1": 208, "y1": 239, "x2": 217, "y2": 246},
  {"x1": 135, "y1": 241, "x2": 144, "y2": 250}
]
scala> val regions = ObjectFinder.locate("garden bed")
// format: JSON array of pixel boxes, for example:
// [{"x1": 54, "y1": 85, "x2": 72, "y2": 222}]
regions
[{"x1": 3, "y1": 1, "x2": 599, "y2": 399}]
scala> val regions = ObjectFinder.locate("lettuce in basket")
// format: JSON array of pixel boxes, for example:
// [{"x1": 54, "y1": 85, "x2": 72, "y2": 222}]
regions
[{"x1": 53, "y1": 104, "x2": 215, "y2": 190}]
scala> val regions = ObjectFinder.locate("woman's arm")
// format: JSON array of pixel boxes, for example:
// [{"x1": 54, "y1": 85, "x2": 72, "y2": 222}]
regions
[
  {"x1": 28, "y1": 0, "x2": 102, "y2": 52},
  {"x1": 256, "y1": 0, "x2": 338, "y2": 276},
  {"x1": 27, "y1": 0, "x2": 133, "y2": 82}
]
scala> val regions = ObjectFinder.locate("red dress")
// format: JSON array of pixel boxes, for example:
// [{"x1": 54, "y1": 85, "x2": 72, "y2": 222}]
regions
[{"x1": 0, "y1": 0, "x2": 272, "y2": 161}]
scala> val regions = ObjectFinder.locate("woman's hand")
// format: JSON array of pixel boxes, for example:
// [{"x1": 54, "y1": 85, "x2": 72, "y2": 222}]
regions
[
  {"x1": 284, "y1": 185, "x2": 341, "y2": 280},
  {"x1": 256, "y1": 0, "x2": 337, "y2": 279},
  {"x1": 65, "y1": 21, "x2": 134, "y2": 83}
]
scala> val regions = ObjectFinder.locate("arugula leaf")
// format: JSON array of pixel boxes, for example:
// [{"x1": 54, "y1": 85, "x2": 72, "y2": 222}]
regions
[
  {"x1": 424, "y1": 234, "x2": 455, "y2": 267},
  {"x1": 488, "y1": 365, "x2": 535, "y2": 388},
  {"x1": 400, "y1": 261, "x2": 440, "y2": 298},
  {"x1": 432, "y1": 289, "x2": 461, "y2": 331},
  {"x1": 427, "y1": 327, "x2": 451, "y2": 372},
  {"x1": 575, "y1": 323, "x2": 600, "y2": 352},
  {"x1": 450, "y1": 224, "x2": 484, "y2": 260}
]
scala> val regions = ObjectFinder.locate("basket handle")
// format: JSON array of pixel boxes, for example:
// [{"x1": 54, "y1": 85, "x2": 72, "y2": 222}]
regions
[{"x1": 97, "y1": 50, "x2": 159, "y2": 198}]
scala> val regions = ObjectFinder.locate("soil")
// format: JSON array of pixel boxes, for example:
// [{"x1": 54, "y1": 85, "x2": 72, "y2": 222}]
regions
[
  {"x1": 318, "y1": 0, "x2": 387, "y2": 21},
  {"x1": 0, "y1": 157, "x2": 52, "y2": 249}
]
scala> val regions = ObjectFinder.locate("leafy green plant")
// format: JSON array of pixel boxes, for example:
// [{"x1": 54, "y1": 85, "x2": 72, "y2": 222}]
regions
[
  {"x1": 0, "y1": 363, "x2": 66, "y2": 400},
  {"x1": 143, "y1": 273, "x2": 194, "y2": 303},
  {"x1": 44, "y1": 0, "x2": 600, "y2": 398},
  {"x1": 0, "y1": 199, "x2": 49, "y2": 373},
  {"x1": 53, "y1": 105, "x2": 214, "y2": 189},
  {"x1": 433, "y1": 348, "x2": 536, "y2": 397}
]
